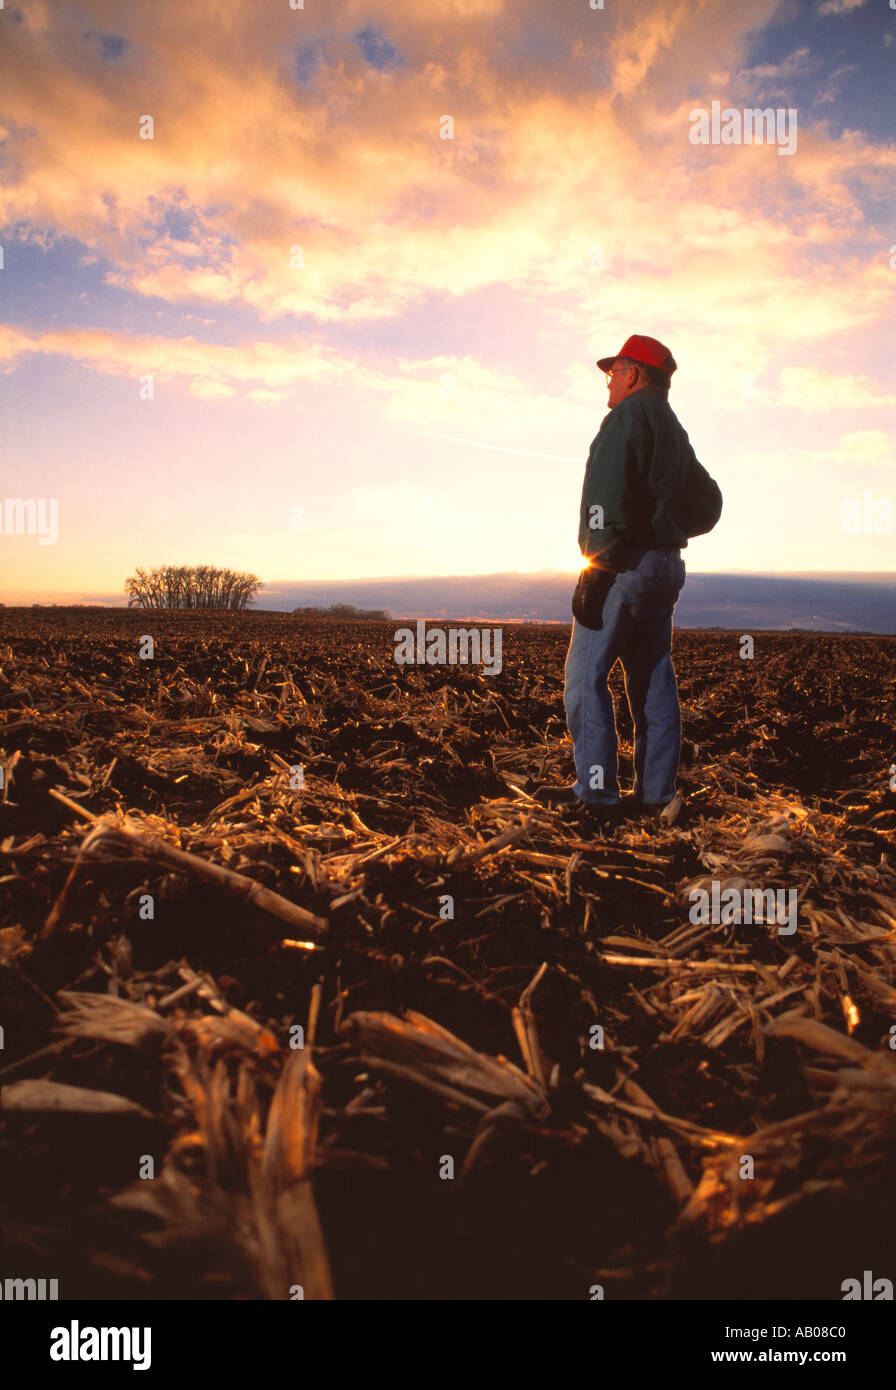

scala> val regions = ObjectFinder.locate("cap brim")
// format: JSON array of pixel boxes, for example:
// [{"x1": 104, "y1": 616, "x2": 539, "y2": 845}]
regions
[{"x1": 597, "y1": 353, "x2": 678, "y2": 373}]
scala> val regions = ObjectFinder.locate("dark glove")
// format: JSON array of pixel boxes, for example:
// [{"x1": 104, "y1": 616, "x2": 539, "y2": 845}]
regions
[{"x1": 572, "y1": 566, "x2": 616, "y2": 630}]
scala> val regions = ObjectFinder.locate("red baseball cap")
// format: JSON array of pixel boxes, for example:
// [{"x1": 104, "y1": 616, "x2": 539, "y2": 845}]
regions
[{"x1": 597, "y1": 334, "x2": 677, "y2": 374}]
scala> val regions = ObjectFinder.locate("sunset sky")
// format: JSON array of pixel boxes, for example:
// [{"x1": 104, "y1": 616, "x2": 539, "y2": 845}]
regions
[{"x1": 1, "y1": 0, "x2": 894, "y2": 604}]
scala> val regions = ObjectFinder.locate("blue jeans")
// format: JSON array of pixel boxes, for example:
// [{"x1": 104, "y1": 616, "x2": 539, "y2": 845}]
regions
[{"x1": 564, "y1": 549, "x2": 687, "y2": 806}]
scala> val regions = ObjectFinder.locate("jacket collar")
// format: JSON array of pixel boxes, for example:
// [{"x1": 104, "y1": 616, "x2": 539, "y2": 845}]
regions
[{"x1": 626, "y1": 385, "x2": 668, "y2": 401}]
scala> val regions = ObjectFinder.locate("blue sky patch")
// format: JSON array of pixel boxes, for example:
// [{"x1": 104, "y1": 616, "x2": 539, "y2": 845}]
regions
[
  {"x1": 83, "y1": 30, "x2": 128, "y2": 62},
  {"x1": 295, "y1": 42, "x2": 326, "y2": 85},
  {"x1": 355, "y1": 27, "x2": 405, "y2": 72}
]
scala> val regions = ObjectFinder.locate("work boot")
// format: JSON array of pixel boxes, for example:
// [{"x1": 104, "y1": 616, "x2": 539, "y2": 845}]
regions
[
  {"x1": 565, "y1": 800, "x2": 624, "y2": 830},
  {"x1": 532, "y1": 784, "x2": 582, "y2": 807},
  {"x1": 636, "y1": 793, "x2": 684, "y2": 826}
]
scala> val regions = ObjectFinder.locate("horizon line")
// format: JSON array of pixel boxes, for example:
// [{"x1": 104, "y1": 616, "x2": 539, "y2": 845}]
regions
[{"x1": 6, "y1": 565, "x2": 895, "y2": 604}]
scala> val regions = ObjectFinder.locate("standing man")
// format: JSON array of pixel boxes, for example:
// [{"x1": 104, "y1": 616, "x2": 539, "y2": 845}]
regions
[{"x1": 534, "y1": 334, "x2": 720, "y2": 825}]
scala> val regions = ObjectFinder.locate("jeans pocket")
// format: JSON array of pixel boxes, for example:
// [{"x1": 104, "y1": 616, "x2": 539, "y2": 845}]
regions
[{"x1": 664, "y1": 559, "x2": 685, "y2": 609}]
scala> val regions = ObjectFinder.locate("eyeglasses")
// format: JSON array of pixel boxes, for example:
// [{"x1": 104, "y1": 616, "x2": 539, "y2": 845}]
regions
[{"x1": 605, "y1": 365, "x2": 632, "y2": 383}]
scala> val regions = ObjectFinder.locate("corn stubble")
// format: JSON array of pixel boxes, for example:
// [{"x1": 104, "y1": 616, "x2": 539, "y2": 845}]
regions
[{"x1": 1, "y1": 608, "x2": 895, "y2": 1299}]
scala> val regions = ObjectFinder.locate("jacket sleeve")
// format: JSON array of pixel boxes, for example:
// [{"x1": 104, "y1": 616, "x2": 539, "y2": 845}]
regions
[{"x1": 578, "y1": 407, "x2": 652, "y2": 569}]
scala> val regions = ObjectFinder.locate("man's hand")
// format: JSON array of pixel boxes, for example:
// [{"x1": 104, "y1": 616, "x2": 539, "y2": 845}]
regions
[{"x1": 571, "y1": 565, "x2": 617, "y2": 630}]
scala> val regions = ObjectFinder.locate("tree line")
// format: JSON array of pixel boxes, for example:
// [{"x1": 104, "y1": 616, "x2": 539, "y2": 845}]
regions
[
  {"x1": 292, "y1": 603, "x2": 391, "y2": 620},
  {"x1": 125, "y1": 565, "x2": 262, "y2": 610}
]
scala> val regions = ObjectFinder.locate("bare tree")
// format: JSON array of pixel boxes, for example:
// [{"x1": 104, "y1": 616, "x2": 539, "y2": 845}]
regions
[
  {"x1": 125, "y1": 565, "x2": 262, "y2": 610},
  {"x1": 292, "y1": 603, "x2": 390, "y2": 620}
]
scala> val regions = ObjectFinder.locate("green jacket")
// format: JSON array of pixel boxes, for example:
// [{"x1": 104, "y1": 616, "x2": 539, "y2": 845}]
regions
[{"x1": 578, "y1": 386, "x2": 697, "y2": 571}]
